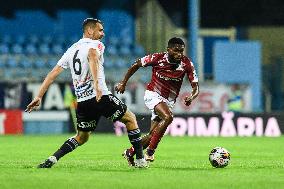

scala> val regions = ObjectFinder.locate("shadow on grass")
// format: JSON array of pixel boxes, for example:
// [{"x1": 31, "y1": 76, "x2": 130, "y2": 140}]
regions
[
  {"x1": 152, "y1": 165, "x2": 213, "y2": 171},
  {"x1": 153, "y1": 164, "x2": 284, "y2": 171},
  {"x1": 33, "y1": 163, "x2": 147, "y2": 172}
]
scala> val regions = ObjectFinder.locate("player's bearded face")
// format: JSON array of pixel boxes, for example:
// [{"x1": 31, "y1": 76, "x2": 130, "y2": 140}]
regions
[
  {"x1": 93, "y1": 23, "x2": 105, "y2": 40},
  {"x1": 168, "y1": 44, "x2": 185, "y2": 64}
]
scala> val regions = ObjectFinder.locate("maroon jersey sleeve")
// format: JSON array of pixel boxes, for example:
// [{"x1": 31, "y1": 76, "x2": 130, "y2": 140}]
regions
[
  {"x1": 185, "y1": 58, "x2": 199, "y2": 86},
  {"x1": 140, "y1": 53, "x2": 163, "y2": 67}
]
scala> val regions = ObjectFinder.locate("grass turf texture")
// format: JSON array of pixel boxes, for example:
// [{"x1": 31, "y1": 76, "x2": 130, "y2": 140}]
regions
[{"x1": 0, "y1": 135, "x2": 284, "y2": 189}]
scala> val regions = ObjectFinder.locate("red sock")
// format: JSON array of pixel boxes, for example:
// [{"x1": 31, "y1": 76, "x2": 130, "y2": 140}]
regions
[
  {"x1": 128, "y1": 146, "x2": 135, "y2": 156},
  {"x1": 148, "y1": 130, "x2": 163, "y2": 150}
]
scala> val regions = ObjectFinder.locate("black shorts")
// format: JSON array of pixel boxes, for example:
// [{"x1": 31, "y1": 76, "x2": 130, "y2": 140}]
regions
[{"x1": 76, "y1": 94, "x2": 127, "y2": 132}]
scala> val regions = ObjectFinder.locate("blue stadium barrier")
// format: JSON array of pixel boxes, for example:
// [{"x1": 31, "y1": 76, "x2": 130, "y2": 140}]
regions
[
  {"x1": 24, "y1": 121, "x2": 68, "y2": 134},
  {"x1": 42, "y1": 35, "x2": 52, "y2": 44},
  {"x1": 2, "y1": 35, "x2": 12, "y2": 44},
  {"x1": 11, "y1": 44, "x2": 23, "y2": 54},
  {"x1": 0, "y1": 58, "x2": 6, "y2": 68},
  {"x1": 115, "y1": 58, "x2": 127, "y2": 69},
  {"x1": 15, "y1": 11, "x2": 54, "y2": 35},
  {"x1": 0, "y1": 43, "x2": 9, "y2": 54},
  {"x1": 106, "y1": 44, "x2": 118, "y2": 56},
  {"x1": 55, "y1": 35, "x2": 66, "y2": 45},
  {"x1": 0, "y1": 9, "x2": 146, "y2": 75},
  {"x1": 28, "y1": 35, "x2": 39, "y2": 45},
  {"x1": 108, "y1": 36, "x2": 120, "y2": 46},
  {"x1": 38, "y1": 44, "x2": 50, "y2": 55},
  {"x1": 15, "y1": 35, "x2": 26, "y2": 45},
  {"x1": 47, "y1": 58, "x2": 57, "y2": 68},
  {"x1": 25, "y1": 44, "x2": 37, "y2": 55},
  {"x1": 34, "y1": 58, "x2": 46, "y2": 69},
  {"x1": 6, "y1": 57, "x2": 18, "y2": 68},
  {"x1": 121, "y1": 35, "x2": 133, "y2": 46},
  {"x1": 51, "y1": 44, "x2": 64, "y2": 55},
  {"x1": 133, "y1": 44, "x2": 145, "y2": 56},
  {"x1": 56, "y1": 10, "x2": 90, "y2": 36},
  {"x1": 104, "y1": 57, "x2": 114, "y2": 69},
  {"x1": 18, "y1": 58, "x2": 31, "y2": 68},
  {"x1": 98, "y1": 9, "x2": 135, "y2": 42},
  {"x1": 119, "y1": 45, "x2": 132, "y2": 56}
]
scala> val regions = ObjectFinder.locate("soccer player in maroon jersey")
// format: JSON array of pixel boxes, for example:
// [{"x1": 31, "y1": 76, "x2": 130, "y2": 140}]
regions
[{"x1": 115, "y1": 37, "x2": 199, "y2": 165}]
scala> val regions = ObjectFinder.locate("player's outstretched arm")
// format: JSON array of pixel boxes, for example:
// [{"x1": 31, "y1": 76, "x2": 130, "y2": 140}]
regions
[
  {"x1": 184, "y1": 82, "x2": 199, "y2": 106},
  {"x1": 115, "y1": 59, "x2": 143, "y2": 94},
  {"x1": 88, "y1": 48, "x2": 102, "y2": 102},
  {"x1": 25, "y1": 65, "x2": 64, "y2": 112}
]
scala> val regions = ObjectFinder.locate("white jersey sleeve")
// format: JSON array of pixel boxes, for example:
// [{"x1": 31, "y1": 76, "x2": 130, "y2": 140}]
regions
[
  {"x1": 57, "y1": 52, "x2": 69, "y2": 69},
  {"x1": 89, "y1": 42, "x2": 104, "y2": 57}
]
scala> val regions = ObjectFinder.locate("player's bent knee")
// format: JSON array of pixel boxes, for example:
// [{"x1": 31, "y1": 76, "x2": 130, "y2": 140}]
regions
[
  {"x1": 126, "y1": 110, "x2": 136, "y2": 120},
  {"x1": 164, "y1": 114, "x2": 173, "y2": 125},
  {"x1": 124, "y1": 119, "x2": 138, "y2": 130},
  {"x1": 120, "y1": 110, "x2": 138, "y2": 130},
  {"x1": 121, "y1": 110, "x2": 136, "y2": 123},
  {"x1": 76, "y1": 136, "x2": 88, "y2": 145},
  {"x1": 75, "y1": 131, "x2": 90, "y2": 145}
]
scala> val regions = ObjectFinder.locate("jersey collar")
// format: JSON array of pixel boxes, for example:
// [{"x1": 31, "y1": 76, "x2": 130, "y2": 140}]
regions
[
  {"x1": 165, "y1": 52, "x2": 183, "y2": 65},
  {"x1": 164, "y1": 53, "x2": 170, "y2": 63},
  {"x1": 80, "y1": 38, "x2": 100, "y2": 43}
]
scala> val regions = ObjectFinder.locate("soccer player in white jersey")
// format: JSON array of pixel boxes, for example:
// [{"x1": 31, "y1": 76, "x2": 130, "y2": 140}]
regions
[{"x1": 25, "y1": 18, "x2": 148, "y2": 168}]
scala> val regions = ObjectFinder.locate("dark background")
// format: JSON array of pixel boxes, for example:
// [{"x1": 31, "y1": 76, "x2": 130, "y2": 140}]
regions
[{"x1": 1, "y1": 0, "x2": 284, "y2": 27}]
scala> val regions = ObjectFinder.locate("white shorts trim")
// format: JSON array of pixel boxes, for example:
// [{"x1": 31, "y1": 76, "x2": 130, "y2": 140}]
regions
[{"x1": 144, "y1": 90, "x2": 175, "y2": 120}]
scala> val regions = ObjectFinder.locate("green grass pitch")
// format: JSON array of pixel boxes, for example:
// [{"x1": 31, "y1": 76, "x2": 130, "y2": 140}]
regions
[{"x1": 0, "y1": 134, "x2": 284, "y2": 189}]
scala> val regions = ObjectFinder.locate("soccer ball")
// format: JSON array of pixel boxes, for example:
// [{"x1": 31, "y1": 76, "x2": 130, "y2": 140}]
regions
[{"x1": 209, "y1": 147, "x2": 230, "y2": 168}]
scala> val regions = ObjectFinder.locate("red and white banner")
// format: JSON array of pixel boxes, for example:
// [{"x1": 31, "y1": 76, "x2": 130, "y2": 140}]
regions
[
  {"x1": 0, "y1": 110, "x2": 23, "y2": 134},
  {"x1": 96, "y1": 112, "x2": 284, "y2": 137},
  {"x1": 164, "y1": 112, "x2": 282, "y2": 137}
]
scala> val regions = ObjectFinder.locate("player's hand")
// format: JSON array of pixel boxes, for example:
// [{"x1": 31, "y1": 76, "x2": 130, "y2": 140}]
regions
[
  {"x1": 184, "y1": 96, "x2": 193, "y2": 106},
  {"x1": 115, "y1": 82, "x2": 126, "y2": 94},
  {"x1": 25, "y1": 97, "x2": 42, "y2": 113},
  {"x1": 96, "y1": 88, "x2": 103, "y2": 102}
]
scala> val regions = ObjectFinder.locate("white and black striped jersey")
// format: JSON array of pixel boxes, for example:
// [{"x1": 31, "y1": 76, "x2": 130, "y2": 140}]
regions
[{"x1": 57, "y1": 38, "x2": 111, "y2": 102}]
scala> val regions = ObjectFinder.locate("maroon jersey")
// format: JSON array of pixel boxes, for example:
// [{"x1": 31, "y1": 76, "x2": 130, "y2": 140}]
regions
[{"x1": 141, "y1": 52, "x2": 198, "y2": 101}]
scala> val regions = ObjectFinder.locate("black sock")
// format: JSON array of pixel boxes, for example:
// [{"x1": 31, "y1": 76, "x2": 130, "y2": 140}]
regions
[
  {"x1": 128, "y1": 128, "x2": 144, "y2": 159},
  {"x1": 147, "y1": 148, "x2": 155, "y2": 156},
  {"x1": 53, "y1": 137, "x2": 80, "y2": 160}
]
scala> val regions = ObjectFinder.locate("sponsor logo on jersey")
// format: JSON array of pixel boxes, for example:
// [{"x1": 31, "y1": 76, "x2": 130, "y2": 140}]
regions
[
  {"x1": 158, "y1": 58, "x2": 164, "y2": 64},
  {"x1": 109, "y1": 95, "x2": 121, "y2": 105},
  {"x1": 176, "y1": 64, "x2": 184, "y2": 71},
  {"x1": 78, "y1": 120, "x2": 97, "y2": 129},
  {"x1": 75, "y1": 81, "x2": 95, "y2": 99},
  {"x1": 74, "y1": 74, "x2": 92, "y2": 88},
  {"x1": 109, "y1": 110, "x2": 123, "y2": 121},
  {"x1": 75, "y1": 81, "x2": 92, "y2": 92},
  {"x1": 76, "y1": 89, "x2": 94, "y2": 99},
  {"x1": 98, "y1": 43, "x2": 103, "y2": 52},
  {"x1": 155, "y1": 72, "x2": 182, "y2": 82}
]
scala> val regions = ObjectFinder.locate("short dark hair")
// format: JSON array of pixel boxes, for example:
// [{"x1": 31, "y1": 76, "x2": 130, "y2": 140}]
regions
[
  {"x1": 168, "y1": 37, "x2": 185, "y2": 48},
  {"x1": 82, "y1": 18, "x2": 103, "y2": 32}
]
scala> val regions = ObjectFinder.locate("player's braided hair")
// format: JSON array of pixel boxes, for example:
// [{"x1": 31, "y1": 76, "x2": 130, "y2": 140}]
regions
[
  {"x1": 168, "y1": 37, "x2": 185, "y2": 48},
  {"x1": 82, "y1": 18, "x2": 103, "y2": 32}
]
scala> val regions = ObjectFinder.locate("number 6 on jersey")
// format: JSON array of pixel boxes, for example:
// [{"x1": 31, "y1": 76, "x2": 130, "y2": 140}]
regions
[{"x1": 73, "y1": 50, "x2": 82, "y2": 75}]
